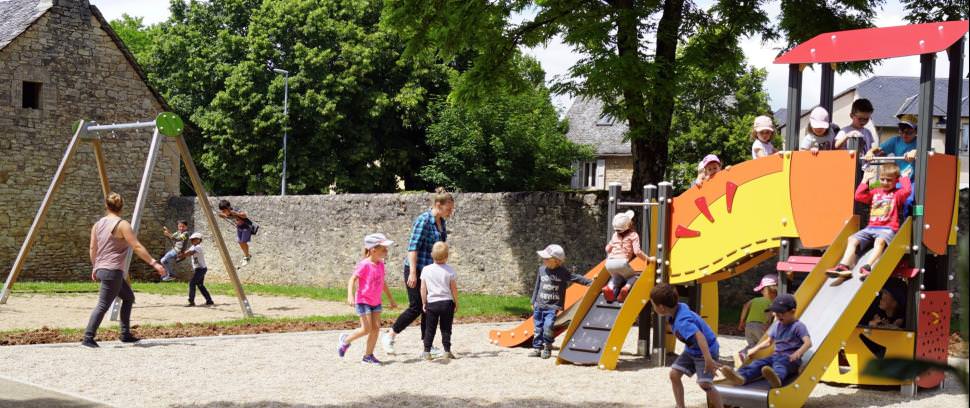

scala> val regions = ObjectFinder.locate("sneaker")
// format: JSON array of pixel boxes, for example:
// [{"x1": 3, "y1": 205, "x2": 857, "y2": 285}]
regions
[
  {"x1": 617, "y1": 285, "x2": 631, "y2": 302},
  {"x1": 161, "y1": 275, "x2": 175, "y2": 282},
  {"x1": 719, "y1": 366, "x2": 745, "y2": 385},
  {"x1": 184, "y1": 302, "x2": 196, "y2": 307},
  {"x1": 762, "y1": 366, "x2": 782, "y2": 388},
  {"x1": 540, "y1": 348, "x2": 551, "y2": 359},
  {"x1": 421, "y1": 351, "x2": 433, "y2": 361},
  {"x1": 602, "y1": 286, "x2": 616, "y2": 303},
  {"x1": 430, "y1": 346, "x2": 444, "y2": 358},
  {"x1": 204, "y1": 301, "x2": 215, "y2": 306},
  {"x1": 443, "y1": 352, "x2": 458, "y2": 360},
  {"x1": 380, "y1": 332, "x2": 396, "y2": 354},
  {"x1": 241, "y1": 256, "x2": 251, "y2": 267},
  {"x1": 859, "y1": 264, "x2": 872, "y2": 281},
  {"x1": 362, "y1": 354, "x2": 382, "y2": 365},
  {"x1": 826, "y1": 264, "x2": 852, "y2": 279},
  {"x1": 81, "y1": 337, "x2": 99, "y2": 348},
  {"x1": 119, "y1": 333, "x2": 141, "y2": 343},
  {"x1": 338, "y1": 334, "x2": 350, "y2": 358},
  {"x1": 528, "y1": 349, "x2": 542, "y2": 357}
]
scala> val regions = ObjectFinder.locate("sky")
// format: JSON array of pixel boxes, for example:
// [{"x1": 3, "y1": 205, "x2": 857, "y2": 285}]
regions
[{"x1": 88, "y1": 0, "x2": 968, "y2": 113}]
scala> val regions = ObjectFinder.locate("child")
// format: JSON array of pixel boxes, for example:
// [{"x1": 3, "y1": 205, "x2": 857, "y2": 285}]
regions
[
  {"x1": 177, "y1": 232, "x2": 213, "y2": 307},
  {"x1": 721, "y1": 294, "x2": 812, "y2": 389},
  {"x1": 751, "y1": 115, "x2": 776, "y2": 159},
  {"x1": 868, "y1": 281, "x2": 906, "y2": 329},
  {"x1": 834, "y1": 99, "x2": 876, "y2": 155},
  {"x1": 827, "y1": 163, "x2": 911, "y2": 282},
  {"x1": 339, "y1": 233, "x2": 398, "y2": 365},
  {"x1": 217, "y1": 200, "x2": 255, "y2": 266},
  {"x1": 650, "y1": 283, "x2": 723, "y2": 408},
  {"x1": 603, "y1": 210, "x2": 650, "y2": 302},
  {"x1": 420, "y1": 242, "x2": 459, "y2": 360},
  {"x1": 692, "y1": 154, "x2": 722, "y2": 187},
  {"x1": 799, "y1": 107, "x2": 836, "y2": 153},
  {"x1": 866, "y1": 115, "x2": 918, "y2": 179},
  {"x1": 738, "y1": 274, "x2": 778, "y2": 351},
  {"x1": 531, "y1": 244, "x2": 592, "y2": 359},
  {"x1": 159, "y1": 220, "x2": 189, "y2": 281}
]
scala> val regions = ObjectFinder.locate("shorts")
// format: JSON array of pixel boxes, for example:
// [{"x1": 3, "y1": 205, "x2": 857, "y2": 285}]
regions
[
  {"x1": 671, "y1": 351, "x2": 719, "y2": 384},
  {"x1": 236, "y1": 226, "x2": 252, "y2": 243},
  {"x1": 852, "y1": 226, "x2": 895, "y2": 249},
  {"x1": 355, "y1": 303, "x2": 382, "y2": 316}
]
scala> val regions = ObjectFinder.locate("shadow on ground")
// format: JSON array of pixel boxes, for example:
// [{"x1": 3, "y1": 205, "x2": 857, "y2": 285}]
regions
[{"x1": 169, "y1": 392, "x2": 641, "y2": 408}]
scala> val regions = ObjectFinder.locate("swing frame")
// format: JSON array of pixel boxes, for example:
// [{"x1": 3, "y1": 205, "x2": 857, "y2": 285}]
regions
[{"x1": 0, "y1": 113, "x2": 254, "y2": 318}]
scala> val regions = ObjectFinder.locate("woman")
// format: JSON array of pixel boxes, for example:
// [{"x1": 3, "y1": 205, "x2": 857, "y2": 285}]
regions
[
  {"x1": 381, "y1": 188, "x2": 454, "y2": 354},
  {"x1": 82, "y1": 192, "x2": 166, "y2": 348}
]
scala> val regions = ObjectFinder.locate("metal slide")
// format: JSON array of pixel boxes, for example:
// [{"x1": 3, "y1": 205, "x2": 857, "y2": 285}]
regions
[{"x1": 715, "y1": 218, "x2": 912, "y2": 408}]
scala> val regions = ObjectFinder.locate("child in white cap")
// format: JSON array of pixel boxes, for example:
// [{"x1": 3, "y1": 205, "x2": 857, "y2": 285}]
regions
[
  {"x1": 603, "y1": 210, "x2": 651, "y2": 303},
  {"x1": 751, "y1": 116, "x2": 777, "y2": 159},
  {"x1": 800, "y1": 106, "x2": 836, "y2": 153},
  {"x1": 339, "y1": 233, "x2": 398, "y2": 365},
  {"x1": 530, "y1": 244, "x2": 592, "y2": 358},
  {"x1": 177, "y1": 232, "x2": 213, "y2": 306}
]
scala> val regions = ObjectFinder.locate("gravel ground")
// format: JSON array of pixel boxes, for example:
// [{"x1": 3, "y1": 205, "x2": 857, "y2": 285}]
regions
[
  {"x1": 0, "y1": 323, "x2": 965, "y2": 408},
  {"x1": 0, "y1": 293, "x2": 349, "y2": 331}
]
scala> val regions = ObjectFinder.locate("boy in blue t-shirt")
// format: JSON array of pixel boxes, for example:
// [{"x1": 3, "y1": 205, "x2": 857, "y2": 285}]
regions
[
  {"x1": 650, "y1": 283, "x2": 723, "y2": 408},
  {"x1": 721, "y1": 294, "x2": 812, "y2": 388}
]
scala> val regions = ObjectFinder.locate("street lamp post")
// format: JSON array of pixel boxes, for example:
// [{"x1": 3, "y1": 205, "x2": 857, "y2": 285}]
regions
[{"x1": 273, "y1": 68, "x2": 289, "y2": 196}]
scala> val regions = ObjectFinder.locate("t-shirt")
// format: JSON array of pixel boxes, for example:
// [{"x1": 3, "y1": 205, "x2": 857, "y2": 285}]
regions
[
  {"x1": 354, "y1": 259, "x2": 386, "y2": 306},
  {"x1": 855, "y1": 176, "x2": 912, "y2": 231},
  {"x1": 188, "y1": 244, "x2": 206, "y2": 269},
  {"x1": 420, "y1": 263, "x2": 456, "y2": 303},
  {"x1": 879, "y1": 136, "x2": 918, "y2": 178},
  {"x1": 751, "y1": 139, "x2": 776, "y2": 159},
  {"x1": 837, "y1": 125, "x2": 876, "y2": 155},
  {"x1": 170, "y1": 231, "x2": 189, "y2": 252},
  {"x1": 605, "y1": 230, "x2": 644, "y2": 260},
  {"x1": 745, "y1": 296, "x2": 772, "y2": 324},
  {"x1": 669, "y1": 303, "x2": 719, "y2": 357},
  {"x1": 531, "y1": 266, "x2": 592, "y2": 310},
  {"x1": 799, "y1": 128, "x2": 836, "y2": 151},
  {"x1": 769, "y1": 320, "x2": 810, "y2": 357}
]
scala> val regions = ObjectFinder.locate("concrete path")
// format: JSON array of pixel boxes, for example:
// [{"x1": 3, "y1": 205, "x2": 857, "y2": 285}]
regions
[{"x1": 0, "y1": 375, "x2": 110, "y2": 408}]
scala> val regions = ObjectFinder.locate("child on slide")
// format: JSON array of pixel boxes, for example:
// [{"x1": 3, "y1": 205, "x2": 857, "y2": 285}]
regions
[{"x1": 602, "y1": 210, "x2": 651, "y2": 303}]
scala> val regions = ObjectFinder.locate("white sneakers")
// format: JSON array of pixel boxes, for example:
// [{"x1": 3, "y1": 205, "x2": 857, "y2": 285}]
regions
[{"x1": 380, "y1": 332, "x2": 395, "y2": 354}]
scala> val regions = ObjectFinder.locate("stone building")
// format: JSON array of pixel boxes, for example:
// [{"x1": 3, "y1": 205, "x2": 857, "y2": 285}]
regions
[
  {"x1": 564, "y1": 97, "x2": 634, "y2": 191},
  {"x1": 0, "y1": 0, "x2": 179, "y2": 281}
]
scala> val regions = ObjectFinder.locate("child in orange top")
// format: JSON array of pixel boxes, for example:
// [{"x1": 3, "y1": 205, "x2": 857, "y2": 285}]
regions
[
  {"x1": 828, "y1": 163, "x2": 911, "y2": 282},
  {"x1": 602, "y1": 210, "x2": 651, "y2": 302}
]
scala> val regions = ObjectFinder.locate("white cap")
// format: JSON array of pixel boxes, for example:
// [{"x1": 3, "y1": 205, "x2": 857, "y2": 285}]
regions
[
  {"x1": 753, "y1": 115, "x2": 774, "y2": 132},
  {"x1": 612, "y1": 210, "x2": 635, "y2": 231},
  {"x1": 809, "y1": 106, "x2": 830, "y2": 129},
  {"x1": 537, "y1": 244, "x2": 566, "y2": 261},
  {"x1": 189, "y1": 232, "x2": 203, "y2": 240},
  {"x1": 363, "y1": 233, "x2": 394, "y2": 249}
]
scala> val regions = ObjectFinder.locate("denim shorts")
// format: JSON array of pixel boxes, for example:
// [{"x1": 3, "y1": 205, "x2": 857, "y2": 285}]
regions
[
  {"x1": 672, "y1": 351, "x2": 719, "y2": 384},
  {"x1": 852, "y1": 226, "x2": 895, "y2": 249},
  {"x1": 355, "y1": 303, "x2": 382, "y2": 316},
  {"x1": 236, "y1": 226, "x2": 252, "y2": 243}
]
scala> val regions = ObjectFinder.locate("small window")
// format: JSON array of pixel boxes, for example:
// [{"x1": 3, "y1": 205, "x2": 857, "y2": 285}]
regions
[
  {"x1": 961, "y1": 126, "x2": 969, "y2": 153},
  {"x1": 22, "y1": 81, "x2": 42, "y2": 109},
  {"x1": 596, "y1": 113, "x2": 616, "y2": 126}
]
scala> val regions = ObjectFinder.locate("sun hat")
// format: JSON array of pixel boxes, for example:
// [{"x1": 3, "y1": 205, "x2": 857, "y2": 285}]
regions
[
  {"x1": 612, "y1": 210, "x2": 635, "y2": 231},
  {"x1": 189, "y1": 232, "x2": 203, "y2": 240},
  {"x1": 537, "y1": 244, "x2": 566, "y2": 261},
  {"x1": 699, "y1": 154, "x2": 721, "y2": 169},
  {"x1": 897, "y1": 114, "x2": 917, "y2": 130},
  {"x1": 754, "y1": 115, "x2": 774, "y2": 132},
  {"x1": 766, "y1": 293, "x2": 797, "y2": 313},
  {"x1": 363, "y1": 233, "x2": 394, "y2": 249},
  {"x1": 809, "y1": 106, "x2": 830, "y2": 129},
  {"x1": 753, "y1": 274, "x2": 778, "y2": 292}
]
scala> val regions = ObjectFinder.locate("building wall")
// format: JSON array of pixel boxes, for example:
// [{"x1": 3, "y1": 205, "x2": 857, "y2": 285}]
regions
[
  {"x1": 604, "y1": 156, "x2": 633, "y2": 191},
  {"x1": 0, "y1": 2, "x2": 179, "y2": 282}
]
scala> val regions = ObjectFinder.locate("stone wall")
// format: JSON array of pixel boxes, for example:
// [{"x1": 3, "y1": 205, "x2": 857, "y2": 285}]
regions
[
  {"x1": 604, "y1": 156, "x2": 633, "y2": 191},
  {"x1": 0, "y1": 1, "x2": 179, "y2": 282}
]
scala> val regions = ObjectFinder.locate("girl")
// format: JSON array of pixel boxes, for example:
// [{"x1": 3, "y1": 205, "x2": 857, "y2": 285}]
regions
[
  {"x1": 751, "y1": 115, "x2": 776, "y2": 159},
  {"x1": 693, "y1": 154, "x2": 722, "y2": 187},
  {"x1": 602, "y1": 210, "x2": 651, "y2": 303},
  {"x1": 339, "y1": 233, "x2": 398, "y2": 365},
  {"x1": 799, "y1": 107, "x2": 836, "y2": 154}
]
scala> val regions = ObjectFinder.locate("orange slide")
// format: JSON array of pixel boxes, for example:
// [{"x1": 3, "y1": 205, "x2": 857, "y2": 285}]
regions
[{"x1": 488, "y1": 259, "x2": 606, "y2": 347}]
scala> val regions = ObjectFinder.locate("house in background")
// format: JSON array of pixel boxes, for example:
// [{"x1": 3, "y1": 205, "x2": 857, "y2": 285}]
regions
[
  {"x1": 564, "y1": 97, "x2": 633, "y2": 190},
  {"x1": 777, "y1": 76, "x2": 968, "y2": 187}
]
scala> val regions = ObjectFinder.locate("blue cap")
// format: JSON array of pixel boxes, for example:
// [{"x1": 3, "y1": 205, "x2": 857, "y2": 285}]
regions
[{"x1": 767, "y1": 293, "x2": 797, "y2": 312}]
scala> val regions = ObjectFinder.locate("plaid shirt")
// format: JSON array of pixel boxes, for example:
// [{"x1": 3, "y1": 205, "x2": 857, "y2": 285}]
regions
[{"x1": 405, "y1": 210, "x2": 447, "y2": 273}]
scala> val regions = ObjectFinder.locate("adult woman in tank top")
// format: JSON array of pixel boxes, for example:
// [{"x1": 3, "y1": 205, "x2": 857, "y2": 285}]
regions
[{"x1": 83, "y1": 192, "x2": 166, "y2": 348}]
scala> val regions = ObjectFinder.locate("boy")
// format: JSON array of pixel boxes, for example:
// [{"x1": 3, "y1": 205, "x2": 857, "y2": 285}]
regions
[
  {"x1": 650, "y1": 283, "x2": 723, "y2": 408},
  {"x1": 159, "y1": 220, "x2": 190, "y2": 281},
  {"x1": 868, "y1": 281, "x2": 906, "y2": 329},
  {"x1": 420, "y1": 242, "x2": 459, "y2": 360},
  {"x1": 835, "y1": 98, "x2": 876, "y2": 155},
  {"x1": 827, "y1": 162, "x2": 911, "y2": 283},
  {"x1": 865, "y1": 115, "x2": 918, "y2": 179},
  {"x1": 530, "y1": 244, "x2": 592, "y2": 359},
  {"x1": 217, "y1": 200, "x2": 255, "y2": 266},
  {"x1": 721, "y1": 294, "x2": 811, "y2": 388},
  {"x1": 177, "y1": 232, "x2": 213, "y2": 306}
]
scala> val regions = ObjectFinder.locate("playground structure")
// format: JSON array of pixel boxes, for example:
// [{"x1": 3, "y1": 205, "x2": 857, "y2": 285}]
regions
[
  {"x1": 0, "y1": 113, "x2": 254, "y2": 318},
  {"x1": 489, "y1": 20, "x2": 965, "y2": 408}
]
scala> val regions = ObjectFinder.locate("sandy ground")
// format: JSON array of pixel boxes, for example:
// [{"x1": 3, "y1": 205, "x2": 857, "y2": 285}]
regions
[
  {"x1": 0, "y1": 323, "x2": 965, "y2": 408},
  {"x1": 0, "y1": 293, "x2": 350, "y2": 331}
]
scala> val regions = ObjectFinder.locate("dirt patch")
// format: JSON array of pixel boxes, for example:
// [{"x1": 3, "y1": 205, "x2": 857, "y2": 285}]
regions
[{"x1": 950, "y1": 333, "x2": 968, "y2": 358}]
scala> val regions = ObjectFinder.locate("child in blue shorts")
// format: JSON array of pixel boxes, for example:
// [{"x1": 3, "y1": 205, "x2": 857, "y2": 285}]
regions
[
  {"x1": 650, "y1": 283, "x2": 723, "y2": 408},
  {"x1": 217, "y1": 200, "x2": 256, "y2": 266},
  {"x1": 721, "y1": 294, "x2": 812, "y2": 388}
]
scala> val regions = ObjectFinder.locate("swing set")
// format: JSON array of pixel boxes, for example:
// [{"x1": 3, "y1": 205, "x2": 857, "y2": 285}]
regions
[{"x1": 0, "y1": 113, "x2": 254, "y2": 318}]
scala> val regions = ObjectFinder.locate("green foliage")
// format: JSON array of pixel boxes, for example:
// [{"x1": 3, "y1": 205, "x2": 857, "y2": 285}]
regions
[
  {"x1": 901, "y1": 0, "x2": 968, "y2": 23},
  {"x1": 109, "y1": 14, "x2": 158, "y2": 65},
  {"x1": 419, "y1": 56, "x2": 593, "y2": 192}
]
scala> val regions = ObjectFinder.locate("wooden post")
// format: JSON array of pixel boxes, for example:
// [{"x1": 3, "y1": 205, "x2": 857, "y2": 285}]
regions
[{"x1": 90, "y1": 138, "x2": 112, "y2": 200}]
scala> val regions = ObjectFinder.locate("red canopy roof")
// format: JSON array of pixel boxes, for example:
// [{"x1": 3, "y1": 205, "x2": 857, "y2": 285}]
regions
[{"x1": 774, "y1": 20, "x2": 968, "y2": 64}]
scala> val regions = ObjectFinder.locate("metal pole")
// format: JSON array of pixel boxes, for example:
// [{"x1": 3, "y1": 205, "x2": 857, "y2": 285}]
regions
[
  {"x1": 607, "y1": 182, "x2": 621, "y2": 243},
  {"x1": 908, "y1": 53, "x2": 935, "y2": 332},
  {"x1": 944, "y1": 37, "x2": 964, "y2": 155},
  {"x1": 638, "y1": 184, "x2": 657, "y2": 357},
  {"x1": 653, "y1": 181, "x2": 673, "y2": 366},
  {"x1": 820, "y1": 63, "x2": 835, "y2": 116},
  {"x1": 281, "y1": 72, "x2": 289, "y2": 196},
  {"x1": 86, "y1": 121, "x2": 157, "y2": 132},
  {"x1": 785, "y1": 64, "x2": 804, "y2": 151}
]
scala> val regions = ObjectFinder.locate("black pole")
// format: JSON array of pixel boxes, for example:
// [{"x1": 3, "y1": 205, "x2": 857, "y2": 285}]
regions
[
  {"x1": 820, "y1": 63, "x2": 835, "y2": 116},
  {"x1": 785, "y1": 64, "x2": 804, "y2": 151},
  {"x1": 944, "y1": 37, "x2": 964, "y2": 155},
  {"x1": 653, "y1": 182, "x2": 673, "y2": 366},
  {"x1": 909, "y1": 53, "x2": 935, "y2": 333},
  {"x1": 638, "y1": 184, "x2": 657, "y2": 357}
]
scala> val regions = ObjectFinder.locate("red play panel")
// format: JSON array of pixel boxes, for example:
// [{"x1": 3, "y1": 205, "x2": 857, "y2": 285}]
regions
[
  {"x1": 775, "y1": 20, "x2": 968, "y2": 64},
  {"x1": 916, "y1": 291, "x2": 951, "y2": 389}
]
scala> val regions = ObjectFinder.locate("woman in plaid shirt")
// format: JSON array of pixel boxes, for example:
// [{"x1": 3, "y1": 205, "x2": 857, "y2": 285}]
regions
[{"x1": 382, "y1": 188, "x2": 454, "y2": 355}]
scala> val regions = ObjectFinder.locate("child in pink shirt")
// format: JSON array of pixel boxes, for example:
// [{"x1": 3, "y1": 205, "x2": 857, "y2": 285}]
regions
[
  {"x1": 338, "y1": 233, "x2": 398, "y2": 364},
  {"x1": 602, "y1": 210, "x2": 652, "y2": 302}
]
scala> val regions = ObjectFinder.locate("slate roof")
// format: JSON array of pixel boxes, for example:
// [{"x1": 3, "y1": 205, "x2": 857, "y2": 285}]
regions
[{"x1": 564, "y1": 97, "x2": 631, "y2": 156}]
